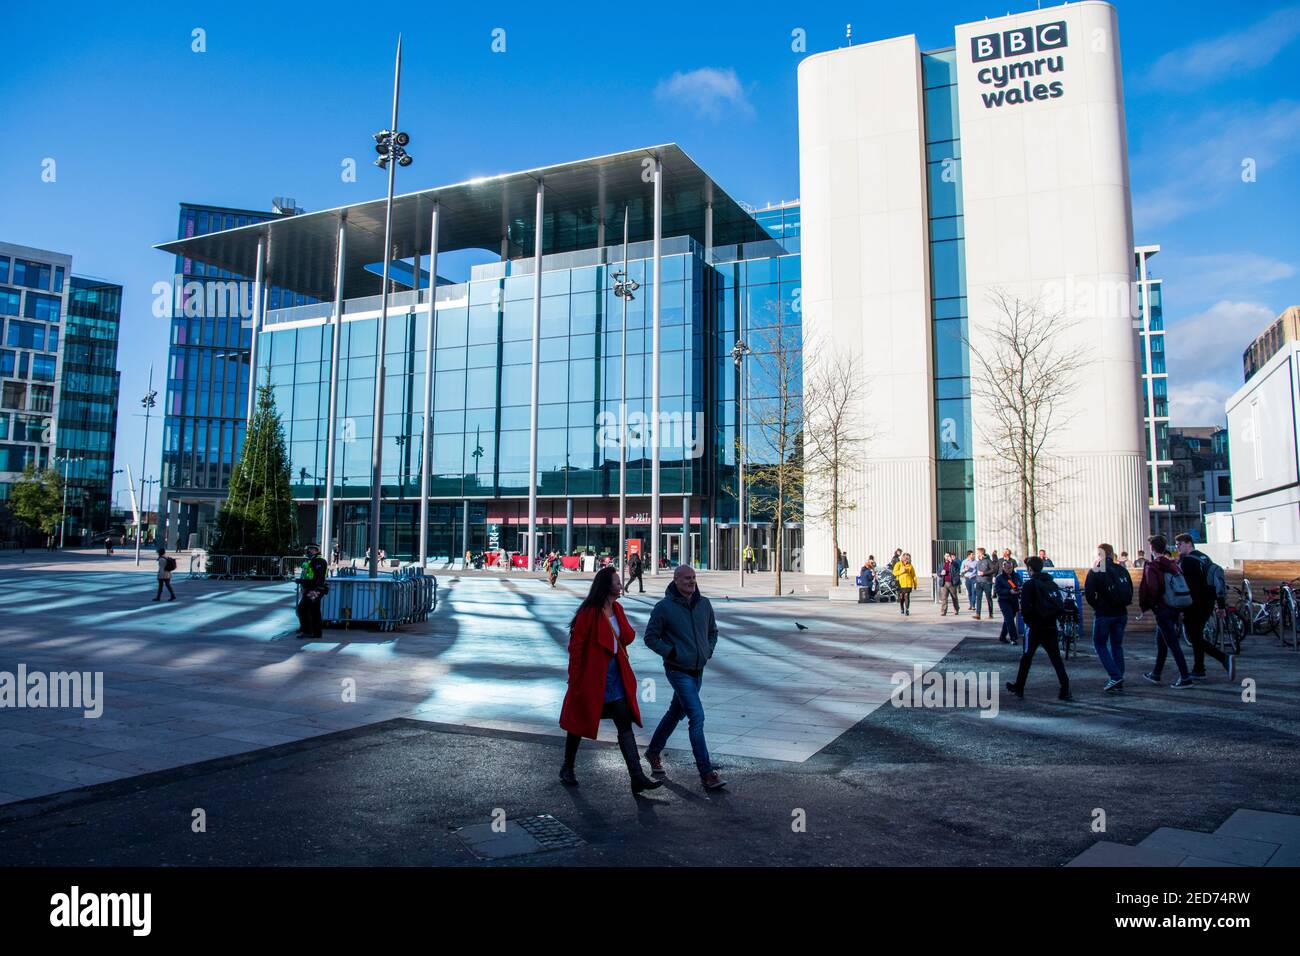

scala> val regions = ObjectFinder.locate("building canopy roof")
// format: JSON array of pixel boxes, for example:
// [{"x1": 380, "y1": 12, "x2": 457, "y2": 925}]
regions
[{"x1": 157, "y1": 144, "x2": 764, "y2": 301}]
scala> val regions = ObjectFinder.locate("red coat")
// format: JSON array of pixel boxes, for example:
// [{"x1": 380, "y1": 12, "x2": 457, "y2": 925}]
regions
[{"x1": 559, "y1": 602, "x2": 643, "y2": 739}]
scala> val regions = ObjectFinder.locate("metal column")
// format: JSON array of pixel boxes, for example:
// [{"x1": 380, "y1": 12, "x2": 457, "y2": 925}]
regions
[
  {"x1": 682, "y1": 496, "x2": 690, "y2": 567},
  {"x1": 419, "y1": 202, "x2": 440, "y2": 566},
  {"x1": 461, "y1": 499, "x2": 469, "y2": 564},
  {"x1": 649, "y1": 156, "x2": 662, "y2": 575},
  {"x1": 321, "y1": 217, "x2": 347, "y2": 555},
  {"x1": 565, "y1": 498, "x2": 574, "y2": 554},
  {"x1": 526, "y1": 178, "x2": 544, "y2": 570},
  {"x1": 245, "y1": 237, "x2": 266, "y2": 426}
]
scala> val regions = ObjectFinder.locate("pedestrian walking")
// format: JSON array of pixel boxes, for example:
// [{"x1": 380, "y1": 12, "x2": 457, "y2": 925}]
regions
[
  {"x1": 643, "y1": 564, "x2": 726, "y2": 790},
  {"x1": 546, "y1": 551, "x2": 561, "y2": 588},
  {"x1": 626, "y1": 550, "x2": 645, "y2": 593},
  {"x1": 295, "y1": 543, "x2": 330, "y2": 640},
  {"x1": 152, "y1": 547, "x2": 176, "y2": 602},
  {"x1": 960, "y1": 549, "x2": 978, "y2": 610},
  {"x1": 104, "y1": 537, "x2": 114, "y2": 556},
  {"x1": 939, "y1": 551, "x2": 961, "y2": 616},
  {"x1": 1006, "y1": 555, "x2": 1072, "y2": 700},
  {"x1": 892, "y1": 552, "x2": 917, "y2": 616},
  {"x1": 1000, "y1": 548, "x2": 1018, "y2": 571},
  {"x1": 994, "y1": 559, "x2": 1021, "y2": 644},
  {"x1": 973, "y1": 547, "x2": 996, "y2": 620},
  {"x1": 1132, "y1": 549, "x2": 1147, "y2": 568},
  {"x1": 743, "y1": 544, "x2": 756, "y2": 574},
  {"x1": 1175, "y1": 533, "x2": 1235, "y2": 682},
  {"x1": 1084, "y1": 543, "x2": 1133, "y2": 691},
  {"x1": 558, "y1": 567, "x2": 662, "y2": 794},
  {"x1": 857, "y1": 561, "x2": 876, "y2": 602},
  {"x1": 1137, "y1": 534, "x2": 1196, "y2": 689}
]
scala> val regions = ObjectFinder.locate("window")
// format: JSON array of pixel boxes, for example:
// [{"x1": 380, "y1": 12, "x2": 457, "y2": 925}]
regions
[
  {"x1": 0, "y1": 258, "x2": 8, "y2": 284},
  {"x1": 6, "y1": 320, "x2": 44, "y2": 350},
  {"x1": 31, "y1": 355, "x2": 56, "y2": 382},
  {"x1": 0, "y1": 350, "x2": 12, "y2": 376},
  {"x1": 0, "y1": 289, "x2": 19, "y2": 316},
  {"x1": 25, "y1": 293, "x2": 60, "y2": 322},
  {"x1": 1, "y1": 382, "x2": 25, "y2": 409}
]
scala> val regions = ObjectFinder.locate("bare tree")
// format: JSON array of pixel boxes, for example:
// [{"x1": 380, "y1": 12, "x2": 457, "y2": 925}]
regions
[
  {"x1": 744, "y1": 326, "x2": 804, "y2": 596},
  {"x1": 803, "y1": 347, "x2": 868, "y2": 586},
  {"x1": 966, "y1": 289, "x2": 1085, "y2": 558}
]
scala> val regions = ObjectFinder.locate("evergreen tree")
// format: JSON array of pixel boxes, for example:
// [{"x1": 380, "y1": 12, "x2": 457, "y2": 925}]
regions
[{"x1": 215, "y1": 383, "x2": 296, "y2": 554}]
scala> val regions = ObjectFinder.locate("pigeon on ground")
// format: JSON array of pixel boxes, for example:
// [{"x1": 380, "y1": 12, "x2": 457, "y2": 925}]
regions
[{"x1": 795, "y1": 622, "x2": 809, "y2": 631}]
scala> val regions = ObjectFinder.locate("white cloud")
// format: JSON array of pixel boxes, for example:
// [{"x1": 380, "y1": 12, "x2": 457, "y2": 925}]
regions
[
  {"x1": 1164, "y1": 300, "x2": 1276, "y2": 423},
  {"x1": 654, "y1": 67, "x2": 753, "y2": 119},
  {"x1": 1168, "y1": 378, "x2": 1234, "y2": 426},
  {"x1": 1131, "y1": 100, "x2": 1300, "y2": 231},
  {"x1": 1144, "y1": 7, "x2": 1300, "y2": 89},
  {"x1": 1163, "y1": 252, "x2": 1296, "y2": 303}
]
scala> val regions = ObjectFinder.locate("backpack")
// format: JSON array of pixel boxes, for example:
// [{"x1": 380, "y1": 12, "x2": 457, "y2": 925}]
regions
[
  {"x1": 1107, "y1": 564, "x2": 1134, "y2": 606},
  {"x1": 1030, "y1": 576, "x2": 1064, "y2": 619},
  {"x1": 164, "y1": 556, "x2": 177, "y2": 572},
  {"x1": 1193, "y1": 552, "x2": 1226, "y2": 601},
  {"x1": 1161, "y1": 567, "x2": 1193, "y2": 609}
]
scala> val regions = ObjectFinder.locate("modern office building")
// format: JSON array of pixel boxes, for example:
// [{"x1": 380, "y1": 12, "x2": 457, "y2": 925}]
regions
[
  {"x1": 157, "y1": 148, "x2": 801, "y2": 569},
  {"x1": 1164, "y1": 425, "x2": 1230, "y2": 541},
  {"x1": 798, "y1": 0, "x2": 1146, "y2": 573},
  {"x1": 1242, "y1": 305, "x2": 1300, "y2": 382},
  {"x1": 0, "y1": 241, "x2": 122, "y2": 543},
  {"x1": 56, "y1": 276, "x2": 123, "y2": 538},
  {"x1": 157, "y1": 200, "x2": 309, "y2": 550},
  {"x1": 1135, "y1": 245, "x2": 1174, "y2": 536}
]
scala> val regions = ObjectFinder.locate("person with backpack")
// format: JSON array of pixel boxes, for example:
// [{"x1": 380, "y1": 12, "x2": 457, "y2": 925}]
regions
[
  {"x1": 558, "y1": 566, "x2": 662, "y2": 794},
  {"x1": 1084, "y1": 543, "x2": 1133, "y2": 691},
  {"x1": 1006, "y1": 555, "x2": 1072, "y2": 700},
  {"x1": 296, "y1": 543, "x2": 330, "y2": 640},
  {"x1": 1137, "y1": 534, "x2": 1195, "y2": 688},
  {"x1": 153, "y1": 547, "x2": 176, "y2": 602},
  {"x1": 1175, "y1": 533, "x2": 1235, "y2": 681},
  {"x1": 626, "y1": 550, "x2": 644, "y2": 593},
  {"x1": 973, "y1": 547, "x2": 996, "y2": 620},
  {"x1": 994, "y1": 559, "x2": 1022, "y2": 644}
]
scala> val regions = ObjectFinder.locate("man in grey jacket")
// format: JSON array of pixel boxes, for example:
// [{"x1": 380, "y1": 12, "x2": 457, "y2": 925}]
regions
[{"x1": 642, "y1": 565, "x2": 726, "y2": 790}]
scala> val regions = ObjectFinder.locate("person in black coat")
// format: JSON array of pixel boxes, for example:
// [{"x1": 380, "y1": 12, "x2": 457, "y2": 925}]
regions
[
  {"x1": 1006, "y1": 555, "x2": 1072, "y2": 701},
  {"x1": 1084, "y1": 543, "x2": 1132, "y2": 691},
  {"x1": 1175, "y1": 533, "x2": 1234, "y2": 681},
  {"x1": 626, "y1": 550, "x2": 645, "y2": 593},
  {"x1": 994, "y1": 561, "x2": 1022, "y2": 644}
]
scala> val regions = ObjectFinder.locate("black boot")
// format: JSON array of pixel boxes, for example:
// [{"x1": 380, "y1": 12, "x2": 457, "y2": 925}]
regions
[
  {"x1": 618, "y1": 731, "x2": 662, "y2": 794},
  {"x1": 559, "y1": 765, "x2": 578, "y2": 786}
]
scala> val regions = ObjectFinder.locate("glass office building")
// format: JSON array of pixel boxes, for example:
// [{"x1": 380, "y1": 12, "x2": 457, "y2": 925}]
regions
[
  {"x1": 0, "y1": 240, "x2": 122, "y2": 544},
  {"x1": 1135, "y1": 245, "x2": 1173, "y2": 536},
  {"x1": 159, "y1": 148, "x2": 801, "y2": 569},
  {"x1": 158, "y1": 200, "x2": 309, "y2": 549}
]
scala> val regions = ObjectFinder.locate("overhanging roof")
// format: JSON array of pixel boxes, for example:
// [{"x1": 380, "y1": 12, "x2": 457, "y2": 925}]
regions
[{"x1": 156, "y1": 144, "x2": 764, "y2": 301}]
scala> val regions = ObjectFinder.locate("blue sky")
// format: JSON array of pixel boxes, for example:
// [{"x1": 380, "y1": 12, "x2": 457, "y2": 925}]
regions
[{"x1": 2, "y1": 0, "x2": 1297, "y2": 506}]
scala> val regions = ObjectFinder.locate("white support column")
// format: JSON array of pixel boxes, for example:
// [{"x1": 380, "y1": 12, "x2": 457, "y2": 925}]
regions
[
  {"x1": 321, "y1": 218, "x2": 347, "y2": 554},
  {"x1": 419, "y1": 202, "x2": 440, "y2": 566},
  {"x1": 245, "y1": 236, "x2": 267, "y2": 425},
  {"x1": 649, "y1": 157, "x2": 663, "y2": 575},
  {"x1": 527, "y1": 178, "x2": 545, "y2": 570}
]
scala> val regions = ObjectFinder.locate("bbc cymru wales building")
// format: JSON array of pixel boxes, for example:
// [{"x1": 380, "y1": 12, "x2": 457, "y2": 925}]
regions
[{"x1": 158, "y1": 0, "x2": 1147, "y2": 574}]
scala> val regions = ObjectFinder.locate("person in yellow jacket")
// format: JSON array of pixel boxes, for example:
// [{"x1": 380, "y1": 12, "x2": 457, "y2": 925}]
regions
[{"x1": 891, "y1": 553, "x2": 917, "y2": 616}]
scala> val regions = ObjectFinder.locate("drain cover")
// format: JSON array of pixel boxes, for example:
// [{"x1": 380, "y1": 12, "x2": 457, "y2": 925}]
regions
[{"x1": 453, "y1": 814, "x2": 586, "y2": 859}]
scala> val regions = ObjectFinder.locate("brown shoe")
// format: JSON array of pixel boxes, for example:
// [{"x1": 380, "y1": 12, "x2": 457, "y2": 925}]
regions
[
  {"x1": 701, "y1": 770, "x2": 727, "y2": 790},
  {"x1": 646, "y1": 751, "x2": 666, "y2": 776}
]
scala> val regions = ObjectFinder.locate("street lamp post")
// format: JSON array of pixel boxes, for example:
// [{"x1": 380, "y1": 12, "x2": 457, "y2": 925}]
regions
[
  {"x1": 56, "y1": 454, "x2": 84, "y2": 549},
  {"x1": 611, "y1": 208, "x2": 639, "y2": 580},
  {"x1": 135, "y1": 366, "x2": 157, "y2": 567},
  {"x1": 367, "y1": 35, "x2": 413, "y2": 579},
  {"x1": 731, "y1": 339, "x2": 751, "y2": 590}
]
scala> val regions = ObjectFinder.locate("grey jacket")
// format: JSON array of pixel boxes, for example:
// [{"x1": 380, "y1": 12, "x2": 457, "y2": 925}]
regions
[{"x1": 643, "y1": 582, "x2": 719, "y2": 673}]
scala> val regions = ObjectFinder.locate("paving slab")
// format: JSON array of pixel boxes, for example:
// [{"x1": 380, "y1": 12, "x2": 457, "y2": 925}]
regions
[{"x1": 1138, "y1": 827, "x2": 1280, "y2": 866}]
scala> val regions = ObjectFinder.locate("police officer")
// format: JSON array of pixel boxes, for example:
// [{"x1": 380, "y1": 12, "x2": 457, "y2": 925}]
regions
[{"x1": 296, "y1": 543, "x2": 330, "y2": 640}]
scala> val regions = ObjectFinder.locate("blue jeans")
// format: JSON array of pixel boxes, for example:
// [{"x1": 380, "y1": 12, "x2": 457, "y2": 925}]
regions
[
  {"x1": 974, "y1": 579, "x2": 994, "y2": 616},
  {"x1": 1092, "y1": 613, "x2": 1127, "y2": 680},
  {"x1": 1153, "y1": 606, "x2": 1190, "y2": 680},
  {"x1": 964, "y1": 578, "x2": 976, "y2": 608},
  {"x1": 647, "y1": 668, "x2": 712, "y2": 777}
]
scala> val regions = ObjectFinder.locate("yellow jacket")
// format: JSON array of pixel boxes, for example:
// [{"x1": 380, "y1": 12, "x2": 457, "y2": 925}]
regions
[{"x1": 892, "y1": 561, "x2": 917, "y2": 589}]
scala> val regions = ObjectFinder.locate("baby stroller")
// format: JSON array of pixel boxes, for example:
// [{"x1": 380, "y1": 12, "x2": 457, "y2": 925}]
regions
[{"x1": 875, "y1": 567, "x2": 900, "y2": 603}]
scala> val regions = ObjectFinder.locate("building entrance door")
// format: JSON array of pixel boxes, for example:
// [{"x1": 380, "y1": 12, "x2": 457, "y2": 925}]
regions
[{"x1": 662, "y1": 532, "x2": 682, "y2": 569}]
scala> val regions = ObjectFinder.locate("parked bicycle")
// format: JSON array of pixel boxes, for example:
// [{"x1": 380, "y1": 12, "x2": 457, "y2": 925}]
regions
[{"x1": 1056, "y1": 595, "x2": 1081, "y2": 659}]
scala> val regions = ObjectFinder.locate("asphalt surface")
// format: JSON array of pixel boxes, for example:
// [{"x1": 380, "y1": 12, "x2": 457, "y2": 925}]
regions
[{"x1": 2, "y1": 624, "x2": 1296, "y2": 866}]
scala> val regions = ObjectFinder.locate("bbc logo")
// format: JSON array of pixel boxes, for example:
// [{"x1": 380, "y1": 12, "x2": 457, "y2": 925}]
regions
[{"x1": 971, "y1": 20, "x2": 1068, "y2": 62}]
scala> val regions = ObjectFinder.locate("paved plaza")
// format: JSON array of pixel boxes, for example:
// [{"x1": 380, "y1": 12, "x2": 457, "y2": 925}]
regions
[{"x1": 1, "y1": 550, "x2": 1298, "y2": 866}]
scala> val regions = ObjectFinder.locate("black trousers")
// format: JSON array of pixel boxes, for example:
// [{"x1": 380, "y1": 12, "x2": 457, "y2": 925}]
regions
[
  {"x1": 297, "y1": 590, "x2": 323, "y2": 638},
  {"x1": 628, "y1": 571, "x2": 644, "y2": 592},
  {"x1": 1013, "y1": 621, "x2": 1069, "y2": 692},
  {"x1": 564, "y1": 697, "x2": 635, "y2": 765},
  {"x1": 154, "y1": 578, "x2": 175, "y2": 600},
  {"x1": 1183, "y1": 605, "x2": 1227, "y2": 673}
]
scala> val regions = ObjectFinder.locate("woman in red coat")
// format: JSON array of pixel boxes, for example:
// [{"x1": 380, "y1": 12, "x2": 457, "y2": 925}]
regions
[{"x1": 559, "y1": 566, "x2": 662, "y2": 794}]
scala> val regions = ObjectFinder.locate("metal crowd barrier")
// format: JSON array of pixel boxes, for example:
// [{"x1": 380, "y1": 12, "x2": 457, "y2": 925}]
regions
[
  {"x1": 190, "y1": 553, "x2": 295, "y2": 581},
  {"x1": 319, "y1": 566, "x2": 438, "y2": 631}
]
